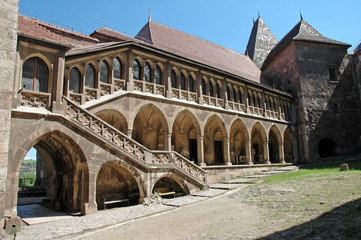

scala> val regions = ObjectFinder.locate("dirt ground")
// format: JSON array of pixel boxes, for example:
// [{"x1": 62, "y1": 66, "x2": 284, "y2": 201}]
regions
[{"x1": 75, "y1": 174, "x2": 361, "y2": 240}]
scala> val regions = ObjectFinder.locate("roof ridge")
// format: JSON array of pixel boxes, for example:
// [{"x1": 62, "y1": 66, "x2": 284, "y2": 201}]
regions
[
  {"x1": 150, "y1": 20, "x2": 246, "y2": 57},
  {"x1": 20, "y1": 13, "x2": 97, "y2": 41}
]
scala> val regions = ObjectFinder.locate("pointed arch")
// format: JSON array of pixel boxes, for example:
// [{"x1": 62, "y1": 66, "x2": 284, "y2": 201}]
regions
[
  {"x1": 204, "y1": 114, "x2": 227, "y2": 165},
  {"x1": 269, "y1": 125, "x2": 282, "y2": 163},
  {"x1": 230, "y1": 119, "x2": 249, "y2": 164},
  {"x1": 132, "y1": 104, "x2": 169, "y2": 150},
  {"x1": 251, "y1": 122, "x2": 267, "y2": 164},
  {"x1": 85, "y1": 64, "x2": 96, "y2": 88},
  {"x1": 100, "y1": 60, "x2": 109, "y2": 83},
  {"x1": 69, "y1": 67, "x2": 81, "y2": 93}
]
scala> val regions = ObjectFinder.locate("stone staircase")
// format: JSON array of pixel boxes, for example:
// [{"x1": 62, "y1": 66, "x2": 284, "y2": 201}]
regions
[
  {"x1": 62, "y1": 97, "x2": 208, "y2": 189},
  {"x1": 210, "y1": 165, "x2": 299, "y2": 189}
]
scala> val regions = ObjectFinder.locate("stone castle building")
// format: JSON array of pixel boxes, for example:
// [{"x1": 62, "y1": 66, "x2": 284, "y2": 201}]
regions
[{"x1": 1, "y1": 0, "x2": 361, "y2": 225}]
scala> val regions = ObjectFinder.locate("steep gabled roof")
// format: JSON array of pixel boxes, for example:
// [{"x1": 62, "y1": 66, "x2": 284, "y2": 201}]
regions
[
  {"x1": 354, "y1": 42, "x2": 361, "y2": 54},
  {"x1": 18, "y1": 14, "x2": 98, "y2": 47},
  {"x1": 90, "y1": 27, "x2": 135, "y2": 43},
  {"x1": 262, "y1": 19, "x2": 351, "y2": 69},
  {"x1": 245, "y1": 17, "x2": 278, "y2": 68},
  {"x1": 134, "y1": 20, "x2": 261, "y2": 83}
]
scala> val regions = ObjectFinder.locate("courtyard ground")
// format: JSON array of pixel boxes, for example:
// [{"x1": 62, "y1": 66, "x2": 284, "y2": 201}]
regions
[
  {"x1": 5, "y1": 161, "x2": 361, "y2": 240},
  {"x1": 72, "y1": 162, "x2": 361, "y2": 240}
]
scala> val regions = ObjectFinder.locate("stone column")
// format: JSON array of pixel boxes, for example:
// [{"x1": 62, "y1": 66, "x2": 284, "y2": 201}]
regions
[
  {"x1": 1, "y1": 0, "x2": 18, "y2": 220},
  {"x1": 198, "y1": 136, "x2": 206, "y2": 166},
  {"x1": 52, "y1": 55, "x2": 66, "y2": 113},
  {"x1": 165, "y1": 133, "x2": 172, "y2": 151},
  {"x1": 279, "y1": 142, "x2": 286, "y2": 164},
  {"x1": 127, "y1": 130, "x2": 132, "y2": 138},
  {"x1": 83, "y1": 171, "x2": 98, "y2": 214},
  {"x1": 225, "y1": 138, "x2": 232, "y2": 166},
  {"x1": 126, "y1": 51, "x2": 134, "y2": 91},
  {"x1": 264, "y1": 141, "x2": 270, "y2": 164},
  {"x1": 245, "y1": 139, "x2": 253, "y2": 165},
  {"x1": 165, "y1": 61, "x2": 172, "y2": 98}
]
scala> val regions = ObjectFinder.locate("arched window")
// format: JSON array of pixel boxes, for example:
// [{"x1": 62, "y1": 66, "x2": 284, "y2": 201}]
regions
[
  {"x1": 227, "y1": 85, "x2": 231, "y2": 101},
  {"x1": 253, "y1": 93, "x2": 258, "y2": 107},
  {"x1": 209, "y1": 81, "x2": 214, "y2": 97},
  {"x1": 171, "y1": 69, "x2": 177, "y2": 88},
  {"x1": 22, "y1": 57, "x2": 49, "y2": 92},
  {"x1": 180, "y1": 72, "x2": 186, "y2": 90},
  {"x1": 248, "y1": 91, "x2": 253, "y2": 106},
  {"x1": 233, "y1": 87, "x2": 238, "y2": 102},
  {"x1": 239, "y1": 88, "x2": 243, "y2": 103},
  {"x1": 133, "y1": 59, "x2": 141, "y2": 80},
  {"x1": 85, "y1": 64, "x2": 95, "y2": 88},
  {"x1": 216, "y1": 83, "x2": 221, "y2": 98},
  {"x1": 100, "y1": 60, "x2": 109, "y2": 83},
  {"x1": 202, "y1": 78, "x2": 207, "y2": 95},
  {"x1": 69, "y1": 67, "x2": 81, "y2": 93},
  {"x1": 144, "y1": 62, "x2": 151, "y2": 82},
  {"x1": 155, "y1": 65, "x2": 162, "y2": 84},
  {"x1": 188, "y1": 75, "x2": 194, "y2": 92},
  {"x1": 113, "y1": 57, "x2": 122, "y2": 79}
]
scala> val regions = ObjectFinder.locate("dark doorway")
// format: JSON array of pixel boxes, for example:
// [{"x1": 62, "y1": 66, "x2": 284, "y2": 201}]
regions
[
  {"x1": 214, "y1": 141, "x2": 223, "y2": 164},
  {"x1": 189, "y1": 139, "x2": 198, "y2": 164},
  {"x1": 253, "y1": 144, "x2": 259, "y2": 163},
  {"x1": 269, "y1": 143, "x2": 275, "y2": 163},
  {"x1": 318, "y1": 138, "x2": 335, "y2": 158}
]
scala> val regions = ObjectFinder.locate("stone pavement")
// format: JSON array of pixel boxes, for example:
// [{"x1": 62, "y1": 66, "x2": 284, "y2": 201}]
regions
[
  {"x1": 4, "y1": 188, "x2": 233, "y2": 240},
  {"x1": 4, "y1": 166, "x2": 298, "y2": 240}
]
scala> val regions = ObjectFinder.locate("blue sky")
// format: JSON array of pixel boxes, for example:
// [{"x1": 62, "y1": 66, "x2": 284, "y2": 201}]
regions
[{"x1": 19, "y1": 0, "x2": 361, "y2": 53}]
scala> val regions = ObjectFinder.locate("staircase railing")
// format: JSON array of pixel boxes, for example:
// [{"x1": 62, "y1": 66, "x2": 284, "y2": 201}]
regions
[{"x1": 63, "y1": 97, "x2": 207, "y2": 185}]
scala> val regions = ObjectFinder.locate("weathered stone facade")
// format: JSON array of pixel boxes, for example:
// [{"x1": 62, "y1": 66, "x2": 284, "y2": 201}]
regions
[{"x1": 1, "y1": 4, "x2": 361, "y2": 230}]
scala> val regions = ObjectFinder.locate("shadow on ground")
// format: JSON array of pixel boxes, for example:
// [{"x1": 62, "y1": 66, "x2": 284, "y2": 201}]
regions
[{"x1": 258, "y1": 197, "x2": 361, "y2": 240}]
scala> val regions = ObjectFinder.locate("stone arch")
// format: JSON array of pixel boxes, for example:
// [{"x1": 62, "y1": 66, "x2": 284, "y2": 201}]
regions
[
  {"x1": 95, "y1": 109, "x2": 128, "y2": 134},
  {"x1": 230, "y1": 119, "x2": 249, "y2": 164},
  {"x1": 152, "y1": 173, "x2": 190, "y2": 197},
  {"x1": 95, "y1": 160, "x2": 145, "y2": 209},
  {"x1": 284, "y1": 127, "x2": 294, "y2": 163},
  {"x1": 251, "y1": 122, "x2": 267, "y2": 164},
  {"x1": 269, "y1": 125, "x2": 282, "y2": 163},
  {"x1": 248, "y1": 90, "x2": 254, "y2": 106},
  {"x1": 9, "y1": 130, "x2": 89, "y2": 216},
  {"x1": 204, "y1": 115, "x2": 227, "y2": 165},
  {"x1": 132, "y1": 104, "x2": 169, "y2": 150},
  {"x1": 172, "y1": 110, "x2": 202, "y2": 163}
]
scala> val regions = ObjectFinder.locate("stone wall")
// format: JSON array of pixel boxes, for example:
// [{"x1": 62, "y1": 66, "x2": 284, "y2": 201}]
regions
[{"x1": 0, "y1": 0, "x2": 19, "y2": 220}]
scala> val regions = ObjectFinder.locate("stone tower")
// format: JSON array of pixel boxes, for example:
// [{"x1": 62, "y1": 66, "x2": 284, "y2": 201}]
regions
[
  {"x1": 262, "y1": 18, "x2": 358, "y2": 163},
  {"x1": 245, "y1": 16, "x2": 278, "y2": 68}
]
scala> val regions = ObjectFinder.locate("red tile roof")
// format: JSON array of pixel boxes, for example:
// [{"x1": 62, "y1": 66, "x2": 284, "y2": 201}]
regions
[
  {"x1": 18, "y1": 14, "x2": 98, "y2": 47},
  {"x1": 136, "y1": 21, "x2": 261, "y2": 83},
  {"x1": 91, "y1": 27, "x2": 135, "y2": 43}
]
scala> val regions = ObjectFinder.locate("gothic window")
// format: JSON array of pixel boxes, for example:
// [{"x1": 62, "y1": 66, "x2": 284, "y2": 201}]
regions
[
  {"x1": 171, "y1": 69, "x2": 177, "y2": 88},
  {"x1": 69, "y1": 67, "x2": 81, "y2": 93},
  {"x1": 85, "y1": 64, "x2": 95, "y2": 88},
  {"x1": 144, "y1": 62, "x2": 151, "y2": 82},
  {"x1": 180, "y1": 72, "x2": 186, "y2": 90},
  {"x1": 216, "y1": 83, "x2": 221, "y2": 98},
  {"x1": 329, "y1": 67, "x2": 337, "y2": 82},
  {"x1": 100, "y1": 60, "x2": 109, "y2": 83},
  {"x1": 202, "y1": 78, "x2": 207, "y2": 95},
  {"x1": 233, "y1": 87, "x2": 238, "y2": 102},
  {"x1": 133, "y1": 59, "x2": 141, "y2": 80},
  {"x1": 333, "y1": 102, "x2": 340, "y2": 114},
  {"x1": 189, "y1": 75, "x2": 194, "y2": 92},
  {"x1": 22, "y1": 57, "x2": 49, "y2": 92},
  {"x1": 248, "y1": 91, "x2": 253, "y2": 106},
  {"x1": 155, "y1": 65, "x2": 162, "y2": 84},
  {"x1": 209, "y1": 81, "x2": 214, "y2": 97},
  {"x1": 113, "y1": 57, "x2": 122, "y2": 79}
]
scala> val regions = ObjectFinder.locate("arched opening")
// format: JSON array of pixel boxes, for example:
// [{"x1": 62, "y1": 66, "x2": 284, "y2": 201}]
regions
[
  {"x1": 269, "y1": 127, "x2": 281, "y2": 163},
  {"x1": 132, "y1": 104, "x2": 168, "y2": 150},
  {"x1": 152, "y1": 175, "x2": 189, "y2": 198},
  {"x1": 17, "y1": 132, "x2": 89, "y2": 218},
  {"x1": 95, "y1": 109, "x2": 128, "y2": 134},
  {"x1": 85, "y1": 64, "x2": 96, "y2": 88},
  {"x1": 100, "y1": 60, "x2": 109, "y2": 83},
  {"x1": 284, "y1": 128, "x2": 294, "y2": 163},
  {"x1": 69, "y1": 67, "x2": 81, "y2": 93},
  {"x1": 96, "y1": 162, "x2": 140, "y2": 210},
  {"x1": 204, "y1": 115, "x2": 226, "y2": 165},
  {"x1": 230, "y1": 119, "x2": 248, "y2": 165},
  {"x1": 251, "y1": 123, "x2": 267, "y2": 164},
  {"x1": 144, "y1": 62, "x2": 151, "y2": 82},
  {"x1": 318, "y1": 138, "x2": 335, "y2": 158},
  {"x1": 113, "y1": 57, "x2": 122, "y2": 79},
  {"x1": 172, "y1": 110, "x2": 201, "y2": 164}
]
